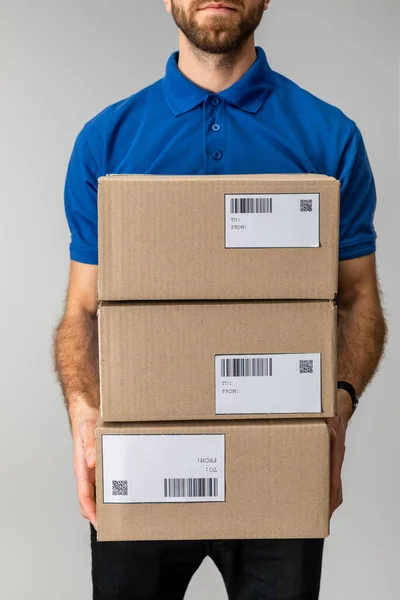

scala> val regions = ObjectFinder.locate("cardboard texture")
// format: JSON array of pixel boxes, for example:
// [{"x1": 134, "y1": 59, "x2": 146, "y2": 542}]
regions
[
  {"x1": 95, "y1": 418, "x2": 330, "y2": 542},
  {"x1": 98, "y1": 174, "x2": 340, "y2": 301},
  {"x1": 99, "y1": 299, "x2": 337, "y2": 422}
]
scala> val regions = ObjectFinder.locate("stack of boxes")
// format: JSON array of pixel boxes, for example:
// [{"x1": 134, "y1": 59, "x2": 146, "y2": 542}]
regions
[{"x1": 95, "y1": 173, "x2": 340, "y2": 541}]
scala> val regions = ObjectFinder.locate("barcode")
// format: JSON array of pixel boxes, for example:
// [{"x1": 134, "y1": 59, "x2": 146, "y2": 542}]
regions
[
  {"x1": 164, "y1": 477, "x2": 219, "y2": 498},
  {"x1": 299, "y1": 359, "x2": 313, "y2": 373},
  {"x1": 300, "y1": 198, "x2": 313, "y2": 212},
  {"x1": 112, "y1": 480, "x2": 128, "y2": 495},
  {"x1": 230, "y1": 197, "x2": 272, "y2": 213},
  {"x1": 221, "y1": 357, "x2": 273, "y2": 377}
]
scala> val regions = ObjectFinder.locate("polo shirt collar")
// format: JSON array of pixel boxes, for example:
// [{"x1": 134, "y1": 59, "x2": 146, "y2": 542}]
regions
[{"x1": 163, "y1": 45, "x2": 274, "y2": 116}]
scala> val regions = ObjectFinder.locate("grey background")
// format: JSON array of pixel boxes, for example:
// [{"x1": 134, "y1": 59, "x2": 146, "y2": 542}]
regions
[{"x1": 1, "y1": 0, "x2": 399, "y2": 598}]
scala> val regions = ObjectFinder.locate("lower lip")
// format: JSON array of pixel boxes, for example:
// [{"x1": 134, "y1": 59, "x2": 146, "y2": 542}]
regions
[{"x1": 201, "y1": 7, "x2": 234, "y2": 12}]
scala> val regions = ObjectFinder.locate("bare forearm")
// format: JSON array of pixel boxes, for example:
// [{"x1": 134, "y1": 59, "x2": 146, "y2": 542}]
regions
[
  {"x1": 53, "y1": 308, "x2": 100, "y2": 420},
  {"x1": 337, "y1": 293, "x2": 387, "y2": 398}
]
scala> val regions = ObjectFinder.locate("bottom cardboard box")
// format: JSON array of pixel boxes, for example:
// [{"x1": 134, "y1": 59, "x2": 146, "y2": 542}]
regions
[{"x1": 95, "y1": 418, "x2": 330, "y2": 541}]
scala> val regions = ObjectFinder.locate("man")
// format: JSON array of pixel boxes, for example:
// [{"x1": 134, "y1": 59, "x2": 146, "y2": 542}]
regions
[{"x1": 54, "y1": 1, "x2": 387, "y2": 598}]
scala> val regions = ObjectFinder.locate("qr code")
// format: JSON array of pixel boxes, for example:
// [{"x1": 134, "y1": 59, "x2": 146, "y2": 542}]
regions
[
  {"x1": 300, "y1": 199, "x2": 313, "y2": 212},
  {"x1": 112, "y1": 480, "x2": 128, "y2": 496},
  {"x1": 299, "y1": 359, "x2": 313, "y2": 374}
]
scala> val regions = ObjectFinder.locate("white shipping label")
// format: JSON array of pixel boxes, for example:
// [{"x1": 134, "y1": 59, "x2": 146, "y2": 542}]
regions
[
  {"x1": 224, "y1": 193, "x2": 320, "y2": 248},
  {"x1": 215, "y1": 353, "x2": 321, "y2": 414},
  {"x1": 102, "y1": 434, "x2": 225, "y2": 503}
]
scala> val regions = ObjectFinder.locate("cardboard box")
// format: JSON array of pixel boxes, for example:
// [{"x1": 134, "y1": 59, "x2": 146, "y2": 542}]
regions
[
  {"x1": 95, "y1": 418, "x2": 330, "y2": 541},
  {"x1": 99, "y1": 300, "x2": 336, "y2": 422},
  {"x1": 98, "y1": 174, "x2": 340, "y2": 301}
]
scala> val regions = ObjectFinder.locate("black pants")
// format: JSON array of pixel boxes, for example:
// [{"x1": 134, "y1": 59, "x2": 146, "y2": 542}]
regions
[{"x1": 90, "y1": 524, "x2": 324, "y2": 599}]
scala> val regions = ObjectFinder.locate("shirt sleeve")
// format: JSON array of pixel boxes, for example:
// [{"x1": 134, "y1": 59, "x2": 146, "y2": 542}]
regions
[
  {"x1": 337, "y1": 124, "x2": 377, "y2": 261},
  {"x1": 64, "y1": 125, "x2": 99, "y2": 264}
]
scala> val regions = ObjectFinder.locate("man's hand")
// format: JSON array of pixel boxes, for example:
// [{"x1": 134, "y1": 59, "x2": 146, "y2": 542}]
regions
[
  {"x1": 70, "y1": 400, "x2": 99, "y2": 529},
  {"x1": 325, "y1": 389, "x2": 353, "y2": 518}
]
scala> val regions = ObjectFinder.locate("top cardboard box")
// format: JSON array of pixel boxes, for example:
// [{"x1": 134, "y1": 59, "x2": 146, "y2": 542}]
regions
[{"x1": 98, "y1": 174, "x2": 340, "y2": 301}]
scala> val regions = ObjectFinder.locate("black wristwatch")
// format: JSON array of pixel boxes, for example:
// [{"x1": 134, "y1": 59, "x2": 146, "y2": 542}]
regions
[{"x1": 337, "y1": 381, "x2": 359, "y2": 415}]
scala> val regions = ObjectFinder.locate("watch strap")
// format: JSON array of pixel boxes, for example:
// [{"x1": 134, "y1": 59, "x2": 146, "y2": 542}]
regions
[{"x1": 337, "y1": 380, "x2": 359, "y2": 414}]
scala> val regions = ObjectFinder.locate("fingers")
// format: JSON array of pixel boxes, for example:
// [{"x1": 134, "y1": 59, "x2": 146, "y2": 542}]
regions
[
  {"x1": 325, "y1": 416, "x2": 339, "y2": 440},
  {"x1": 329, "y1": 480, "x2": 343, "y2": 518},
  {"x1": 78, "y1": 477, "x2": 97, "y2": 530},
  {"x1": 82, "y1": 418, "x2": 97, "y2": 470},
  {"x1": 73, "y1": 423, "x2": 98, "y2": 530},
  {"x1": 329, "y1": 426, "x2": 346, "y2": 518},
  {"x1": 75, "y1": 453, "x2": 97, "y2": 529}
]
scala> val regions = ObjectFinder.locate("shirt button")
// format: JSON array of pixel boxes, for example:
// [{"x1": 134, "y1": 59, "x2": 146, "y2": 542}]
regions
[
  {"x1": 211, "y1": 97, "x2": 220, "y2": 105},
  {"x1": 212, "y1": 123, "x2": 221, "y2": 132},
  {"x1": 213, "y1": 150, "x2": 223, "y2": 160}
]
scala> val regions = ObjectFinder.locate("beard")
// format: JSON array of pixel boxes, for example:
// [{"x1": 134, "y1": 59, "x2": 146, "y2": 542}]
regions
[{"x1": 170, "y1": 0, "x2": 265, "y2": 54}]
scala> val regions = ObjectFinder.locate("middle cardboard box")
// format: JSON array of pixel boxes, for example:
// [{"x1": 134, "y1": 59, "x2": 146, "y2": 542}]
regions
[{"x1": 99, "y1": 299, "x2": 336, "y2": 422}]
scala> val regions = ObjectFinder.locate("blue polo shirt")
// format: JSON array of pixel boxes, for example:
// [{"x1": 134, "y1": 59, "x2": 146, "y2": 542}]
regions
[{"x1": 64, "y1": 45, "x2": 377, "y2": 264}]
